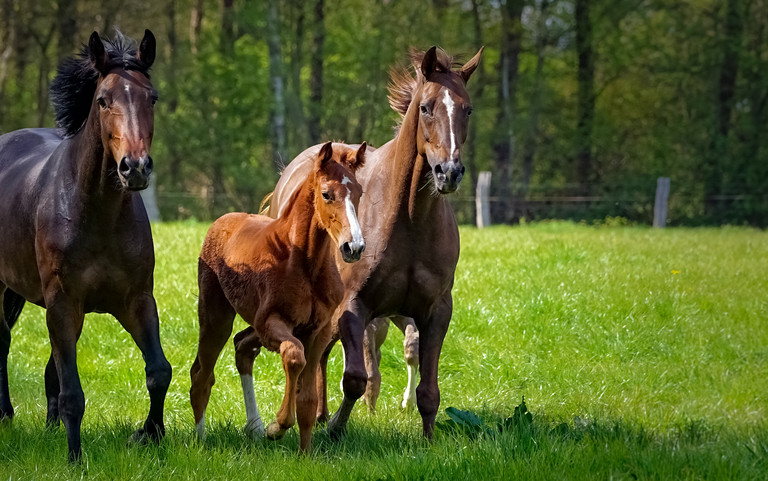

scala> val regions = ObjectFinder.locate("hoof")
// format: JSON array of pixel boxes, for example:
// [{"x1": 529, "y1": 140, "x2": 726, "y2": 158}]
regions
[
  {"x1": 265, "y1": 421, "x2": 286, "y2": 440},
  {"x1": 128, "y1": 426, "x2": 164, "y2": 446},
  {"x1": 0, "y1": 405, "x2": 14, "y2": 422},
  {"x1": 244, "y1": 420, "x2": 265, "y2": 440},
  {"x1": 401, "y1": 397, "x2": 416, "y2": 411},
  {"x1": 327, "y1": 416, "x2": 347, "y2": 441}
]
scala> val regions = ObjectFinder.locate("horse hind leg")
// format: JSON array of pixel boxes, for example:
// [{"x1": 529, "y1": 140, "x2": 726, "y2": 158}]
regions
[
  {"x1": 362, "y1": 317, "x2": 389, "y2": 413},
  {"x1": 233, "y1": 326, "x2": 264, "y2": 439},
  {"x1": 392, "y1": 316, "x2": 419, "y2": 411},
  {"x1": 190, "y1": 263, "x2": 236, "y2": 439},
  {"x1": 0, "y1": 288, "x2": 25, "y2": 421}
]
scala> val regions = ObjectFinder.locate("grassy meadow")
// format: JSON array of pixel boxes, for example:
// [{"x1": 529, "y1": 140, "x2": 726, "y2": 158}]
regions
[{"x1": 1, "y1": 221, "x2": 767, "y2": 479}]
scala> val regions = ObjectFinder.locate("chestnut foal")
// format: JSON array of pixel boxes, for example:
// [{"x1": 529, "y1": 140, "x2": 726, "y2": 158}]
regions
[{"x1": 190, "y1": 142, "x2": 366, "y2": 452}]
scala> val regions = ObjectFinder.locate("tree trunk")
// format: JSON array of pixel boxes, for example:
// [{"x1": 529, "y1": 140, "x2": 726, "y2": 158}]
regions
[
  {"x1": 165, "y1": 0, "x2": 182, "y2": 195},
  {"x1": 464, "y1": 0, "x2": 487, "y2": 195},
  {"x1": 56, "y1": 0, "x2": 77, "y2": 61},
  {"x1": 190, "y1": 0, "x2": 204, "y2": 55},
  {"x1": 0, "y1": 0, "x2": 15, "y2": 128},
  {"x1": 220, "y1": 0, "x2": 236, "y2": 56},
  {"x1": 575, "y1": 0, "x2": 595, "y2": 196},
  {"x1": 287, "y1": 1, "x2": 308, "y2": 156},
  {"x1": 490, "y1": 0, "x2": 524, "y2": 224},
  {"x1": 266, "y1": 1, "x2": 287, "y2": 161},
  {"x1": 519, "y1": 0, "x2": 551, "y2": 220},
  {"x1": 308, "y1": 0, "x2": 325, "y2": 144},
  {"x1": 704, "y1": 0, "x2": 744, "y2": 217}
]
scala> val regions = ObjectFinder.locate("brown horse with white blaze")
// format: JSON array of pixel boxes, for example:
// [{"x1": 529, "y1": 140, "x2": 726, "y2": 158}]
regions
[
  {"x1": 268, "y1": 46, "x2": 483, "y2": 439},
  {"x1": 0, "y1": 30, "x2": 170, "y2": 462},
  {"x1": 190, "y1": 142, "x2": 366, "y2": 453}
]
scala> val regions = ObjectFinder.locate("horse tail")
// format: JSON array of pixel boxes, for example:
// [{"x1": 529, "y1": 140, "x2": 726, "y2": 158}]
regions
[
  {"x1": 258, "y1": 191, "x2": 274, "y2": 216},
  {"x1": 3, "y1": 289, "x2": 25, "y2": 330}
]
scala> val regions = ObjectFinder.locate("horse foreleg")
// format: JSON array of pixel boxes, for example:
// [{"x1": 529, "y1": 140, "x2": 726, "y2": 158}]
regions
[
  {"x1": 262, "y1": 315, "x2": 306, "y2": 441},
  {"x1": 117, "y1": 293, "x2": 172, "y2": 445},
  {"x1": 296, "y1": 326, "x2": 332, "y2": 453},
  {"x1": 233, "y1": 326, "x2": 264, "y2": 438},
  {"x1": 328, "y1": 299, "x2": 368, "y2": 440},
  {"x1": 362, "y1": 317, "x2": 389, "y2": 412},
  {"x1": 45, "y1": 298, "x2": 85, "y2": 462},
  {"x1": 391, "y1": 316, "x2": 419, "y2": 411},
  {"x1": 416, "y1": 294, "x2": 452, "y2": 439}
]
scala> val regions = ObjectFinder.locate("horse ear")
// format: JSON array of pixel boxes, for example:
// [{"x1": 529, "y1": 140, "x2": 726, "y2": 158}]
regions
[
  {"x1": 460, "y1": 46, "x2": 484, "y2": 84},
  {"x1": 138, "y1": 29, "x2": 156, "y2": 68},
  {"x1": 316, "y1": 141, "x2": 334, "y2": 170},
  {"x1": 88, "y1": 31, "x2": 108, "y2": 75},
  {"x1": 421, "y1": 46, "x2": 438, "y2": 81},
  {"x1": 348, "y1": 142, "x2": 367, "y2": 171}
]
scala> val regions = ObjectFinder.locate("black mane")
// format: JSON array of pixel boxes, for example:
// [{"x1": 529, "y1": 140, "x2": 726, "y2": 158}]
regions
[{"x1": 50, "y1": 30, "x2": 152, "y2": 138}]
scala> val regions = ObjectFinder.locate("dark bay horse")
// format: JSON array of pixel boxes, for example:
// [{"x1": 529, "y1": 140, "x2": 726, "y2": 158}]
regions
[
  {"x1": 268, "y1": 46, "x2": 483, "y2": 438},
  {"x1": 0, "y1": 30, "x2": 171, "y2": 461},
  {"x1": 190, "y1": 142, "x2": 366, "y2": 453}
]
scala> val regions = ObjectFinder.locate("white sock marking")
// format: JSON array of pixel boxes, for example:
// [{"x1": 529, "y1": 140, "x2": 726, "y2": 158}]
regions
[
  {"x1": 195, "y1": 409, "x2": 206, "y2": 439},
  {"x1": 240, "y1": 374, "x2": 264, "y2": 437},
  {"x1": 402, "y1": 364, "x2": 418, "y2": 410}
]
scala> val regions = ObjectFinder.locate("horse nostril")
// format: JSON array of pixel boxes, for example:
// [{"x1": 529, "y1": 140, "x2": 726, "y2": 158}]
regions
[
  {"x1": 340, "y1": 242, "x2": 352, "y2": 258},
  {"x1": 118, "y1": 157, "x2": 132, "y2": 176},
  {"x1": 144, "y1": 155, "x2": 154, "y2": 175},
  {"x1": 434, "y1": 164, "x2": 444, "y2": 175}
]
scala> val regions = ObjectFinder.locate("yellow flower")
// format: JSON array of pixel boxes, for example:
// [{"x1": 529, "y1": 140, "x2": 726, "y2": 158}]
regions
[{"x1": 671, "y1": 270, "x2": 680, "y2": 275}]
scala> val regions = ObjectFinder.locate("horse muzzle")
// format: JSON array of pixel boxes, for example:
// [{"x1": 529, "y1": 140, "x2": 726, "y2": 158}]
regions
[
  {"x1": 433, "y1": 160, "x2": 465, "y2": 194},
  {"x1": 118, "y1": 154, "x2": 154, "y2": 191},
  {"x1": 340, "y1": 239, "x2": 365, "y2": 263}
]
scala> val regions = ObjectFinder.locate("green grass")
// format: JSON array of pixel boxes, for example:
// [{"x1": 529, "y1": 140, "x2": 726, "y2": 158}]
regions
[{"x1": 1, "y1": 221, "x2": 767, "y2": 479}]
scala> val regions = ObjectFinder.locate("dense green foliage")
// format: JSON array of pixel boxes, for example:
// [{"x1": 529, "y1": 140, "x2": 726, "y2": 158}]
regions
[
  {"x1": 1, "y1": 222, "x2": 766, "y2": 478},
  {"x1": 0, "y1": 1, "x2": 765, "y2": 224}
]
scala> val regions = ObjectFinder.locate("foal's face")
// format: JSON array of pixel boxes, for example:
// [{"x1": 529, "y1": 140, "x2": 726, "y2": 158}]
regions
[
  {"x1": 90, "y1": 30, "x2": 157, "y2": 191},
  {"x1": 415, "y1": 47, "x2": 483, "y2": 194},
  {"x1": 313, "y1": 142, "x2": 366, "y2": 263}
]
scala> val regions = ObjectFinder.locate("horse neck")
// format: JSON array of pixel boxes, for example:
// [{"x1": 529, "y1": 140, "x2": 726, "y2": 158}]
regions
[
  {"x1": 283, "y1": 177, "x2": 334, "y2": 277},
  {"x1": 384, "y1": 102, "x2": 442, "y2": 225}
]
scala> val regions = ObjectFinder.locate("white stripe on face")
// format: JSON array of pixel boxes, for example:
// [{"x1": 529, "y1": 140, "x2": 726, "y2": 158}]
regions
[
  {"x1": 345, "y1": 194, "x2": 364, "y2": 245},
  {"x1": 341, "y1": 176, "x2": 364, "y2": 245},
  {"x1": 442, "y1": 89, "x2": 457, "y2": 158}
]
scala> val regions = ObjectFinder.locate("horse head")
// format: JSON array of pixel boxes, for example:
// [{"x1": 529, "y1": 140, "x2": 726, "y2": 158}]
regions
[
  {"x1": 88, "y1": 30, "x2": 157, "y2": 191},
  {"x1": 394, "y1": 46, "x2": 484, "y2": 194},
  {"x1": 312, "y1": 141, "x2": 367, "y2": 263}
]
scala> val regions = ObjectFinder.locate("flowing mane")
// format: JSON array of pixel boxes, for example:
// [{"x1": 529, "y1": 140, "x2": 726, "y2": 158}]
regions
[
  {"x1": 50, "y1": 30, "x2": 152, "y2": 138},
  {"x1": 387, "y1": 47, "x2": 455, "y2": 119}
]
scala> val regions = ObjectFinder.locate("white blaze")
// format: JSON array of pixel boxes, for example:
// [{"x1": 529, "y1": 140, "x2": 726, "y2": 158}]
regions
[
  {"x1": 442, "y1": 89, "x2": 457, "y2": 158},
  {"x1": 342, "y1": 177, "x2": 364, "y2": 246}
]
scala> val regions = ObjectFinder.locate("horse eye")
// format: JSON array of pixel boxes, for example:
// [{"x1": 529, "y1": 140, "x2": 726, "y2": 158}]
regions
[
  {"x1": 420, "y1": 104, "x2": 430, "y2": 116},
  {"x1": 321, "y1": 191, "x2": 332, "y2": 202},
  {"x1": 97, "y1": 97, "x2": 107, "y2": 109},
  {"x1": 467, "y1": 107, "x2": 473, "y2": 117}
]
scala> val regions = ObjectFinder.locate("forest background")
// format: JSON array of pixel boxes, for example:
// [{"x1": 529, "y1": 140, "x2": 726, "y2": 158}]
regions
[{"x1": 0, "y1": 0, "x2": 765, "y2": 226}]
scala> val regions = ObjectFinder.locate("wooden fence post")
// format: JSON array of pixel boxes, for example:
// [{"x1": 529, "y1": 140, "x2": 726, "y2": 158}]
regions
[
  {"x1": 653, "y1": 177, "x2": 670, "y2": 228},
  {"x1": 476, "y1": 171, "x2": 491, "y2": 228}
]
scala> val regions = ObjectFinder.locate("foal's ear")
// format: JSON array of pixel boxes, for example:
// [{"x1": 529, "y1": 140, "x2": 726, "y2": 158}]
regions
[
  {"x1": 315, "y1": 141, "x2": 334, "y2": 170},
  {"x1": 347, "y1": 142, "x2": 367, "y2": 172},
  {"x1": 420, "y1": 46, "x2": 438, "y2": 81},
  {"x1": 88, "y1": 31, "x2": 108, "y2": 75},
  {"x1": 460, "y1": 46, "x2": 484, "y2": 84},
  {"x1": 138, "y1": 29, "x2": 156, "y2": 68}
]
